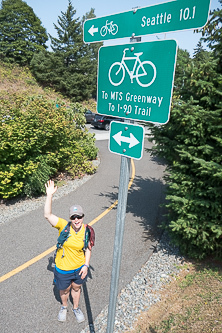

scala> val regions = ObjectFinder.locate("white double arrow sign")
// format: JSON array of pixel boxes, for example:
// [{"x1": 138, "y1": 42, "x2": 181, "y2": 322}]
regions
[
  {"x1": 113, "y1": 131, "x2": 140, "y2": 148},
  {"x1": 88, "y1": 25, "x2": 98, "y2": 36}
]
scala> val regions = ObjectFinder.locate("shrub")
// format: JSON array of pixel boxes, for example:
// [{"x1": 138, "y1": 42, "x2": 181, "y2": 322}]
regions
[{"x1": 0, "y1": 95, "x2": 98, "y2": 199}]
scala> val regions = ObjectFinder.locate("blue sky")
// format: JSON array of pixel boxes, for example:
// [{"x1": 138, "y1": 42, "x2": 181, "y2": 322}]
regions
[{"x1": 25, "y1": 0, "x2": 220, "y2": 56}]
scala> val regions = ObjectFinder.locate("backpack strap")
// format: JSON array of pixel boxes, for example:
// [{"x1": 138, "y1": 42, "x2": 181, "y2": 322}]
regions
[
  {"x1": 56, "y1": 222, "x2": 71, "y2": 249},
  {"x1": 83, "y1": 224, "x2": 95, "y2": 251},
  {"x1": 54, "y1": 221, "x2": 71, "y2": 262}
]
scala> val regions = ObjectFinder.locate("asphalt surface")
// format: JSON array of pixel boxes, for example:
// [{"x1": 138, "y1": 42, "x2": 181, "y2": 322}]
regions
[{"x1": 0, "y1": 127, "x2": 166, "y2": 333}]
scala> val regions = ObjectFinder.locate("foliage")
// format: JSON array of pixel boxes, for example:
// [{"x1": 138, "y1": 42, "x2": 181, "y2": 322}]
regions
[
  {"x1": 81, "y1": 8, "x2": 103, "y2": 99},
  {"x1": 31, "y1": 2, "x2": 102, "y2": 102},
  {"x1": 159, "y1": 99, "x2": 221, "y2": 258},
  {"x1": 0, "y1": 91, "x2": 98, "y2": 199},
  {"x1": 146, "y1": 8, "x2": 222, "y2": 259},
  {"x1": 23, "y1": 155, "x2": 55, "y2": 197},
  {"x1": 0, "y1": 0, "x2": 48, "y2": 65},
  {"x1": 0, "y1": 1, "x2": 100, "y2": 200},
  {"x1": 173, "y1": 48, "x2": 191, "y2": 98},
  {"x1": 201, "y1": 0, "x2": 222, "y2": 73},
  {"x1": 82, "y1": 99, "x2": 97, "y2": 113}
]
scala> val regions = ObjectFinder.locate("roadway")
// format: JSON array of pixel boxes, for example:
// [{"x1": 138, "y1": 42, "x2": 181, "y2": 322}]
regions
[{"x1": 0, "y1": 125, "x2": 166, "y2": 333}]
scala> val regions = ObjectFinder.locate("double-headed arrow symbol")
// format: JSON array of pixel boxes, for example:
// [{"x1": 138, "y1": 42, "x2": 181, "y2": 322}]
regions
[
  {"x1": 88, "y1": 25, "x2": 98, "y2": 36},
  {"x1": 113, "y1": 131, "x2": 139, "y2": 148}
]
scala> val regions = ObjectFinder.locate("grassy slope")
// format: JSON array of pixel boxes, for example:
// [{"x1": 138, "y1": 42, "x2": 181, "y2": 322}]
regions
[
  {"x1": 0, "y1": 61, "x2": 97, "y2": 110},
  {"x1": 128, "y1": 260, "x2": 222, "y2": 333},
  {"x1": 0, "y1": 61, "x2": 69, "y2": 106}
]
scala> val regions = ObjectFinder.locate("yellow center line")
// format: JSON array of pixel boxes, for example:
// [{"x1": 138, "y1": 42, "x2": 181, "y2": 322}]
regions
[
  {"x1": 89, "y1": 158, "x2": 135, "y2": 226},
  {"x1": 0, "y1": 159, "x2": 135, "y2": 283}
]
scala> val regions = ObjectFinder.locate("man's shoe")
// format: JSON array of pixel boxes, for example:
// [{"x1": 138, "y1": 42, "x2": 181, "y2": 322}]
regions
[
  {"x1": 58, "y1": 306, "x2": 67, "y2": 322},
  {"x1": 72, "y1": 307, "x2": 85, "y2": 323}
]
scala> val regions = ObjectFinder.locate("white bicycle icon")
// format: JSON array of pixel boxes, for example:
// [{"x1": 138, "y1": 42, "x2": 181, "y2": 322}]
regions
[
  {"x1": 100, "y1": 20, "x2": 118, "y2": 37},
  {"x1": 108, "y1": 48, "x2": 156, "y2": 87}
]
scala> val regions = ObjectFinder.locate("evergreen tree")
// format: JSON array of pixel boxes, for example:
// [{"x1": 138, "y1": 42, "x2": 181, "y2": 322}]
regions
[
  {"x1": 173, "y1": 48, "x2": 191, "y2": 98},
  {"x1": 0, "y1": 0, "x2": 48, "y2": 65},
  {"x1": 201, "y1": 0, "x2": 222, "y2": 73},
  {"x1": 30, "y1": 50, "x2": 63, "y2": 87},
  {"x1": 193, "y1": 41, "x2": 206, "y2": 61},
  {"x1": 146, "y1": 10, "x2": 222, "y2": 258},
  {"x1": 31, "y1": 2, "x2": 101, "y2": 101},
  {"x1": 46, "y1": 1, "x2": 96, "y2": 100},
  {"x1": 49, "y1": 0, "x2": 82, "y2": 67},
  {"x1": 183, "y1": 48, "x2": 219, "y2": 110},
  {"x1": 81, "y1": 8, "x2": 103, "y2": 98}
]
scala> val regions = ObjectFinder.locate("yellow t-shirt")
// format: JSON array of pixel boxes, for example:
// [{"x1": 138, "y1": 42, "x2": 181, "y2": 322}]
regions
[{"x1": 54, "y1": 218, "x2": 85, "y2": 271}]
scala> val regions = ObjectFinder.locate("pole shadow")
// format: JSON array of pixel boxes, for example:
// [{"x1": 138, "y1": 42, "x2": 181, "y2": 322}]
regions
[
  {"x1": 68, "y1": 266, "x2": 95, "y2": 333},
  {"x1": 82, "y1": 266, "x2": 95, "y2": 333}
]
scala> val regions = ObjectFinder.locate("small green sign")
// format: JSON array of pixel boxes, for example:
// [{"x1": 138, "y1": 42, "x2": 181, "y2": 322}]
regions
[
  {"x1": 97, "y1": 39, "x2": 177, "y2": 124},
  {"x1": 83, "y1": 0, "x2": 211, "y2": 43},
  {"x1": 109, "y1": 121, "x2": 144, "y2": 160}
]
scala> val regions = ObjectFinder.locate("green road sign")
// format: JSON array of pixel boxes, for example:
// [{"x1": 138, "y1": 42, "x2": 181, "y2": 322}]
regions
[
  {"x1": 109, "y1": 121, "x2": 144, "y2": 160},
  {"x1": 83, "y1": 0, "x2": 211, "y2": 43},
  {"x1": 97, "y1": 39, "x2": 177, "y2": 124}
]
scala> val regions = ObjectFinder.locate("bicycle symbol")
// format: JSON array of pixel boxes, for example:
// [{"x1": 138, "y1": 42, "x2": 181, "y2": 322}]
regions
[
  {"x1": 108, "y1": 48, "x2": 156, "y2": 87},
  {"x1": 100, "y1": 20, "x2": 118, "y2": 37}
]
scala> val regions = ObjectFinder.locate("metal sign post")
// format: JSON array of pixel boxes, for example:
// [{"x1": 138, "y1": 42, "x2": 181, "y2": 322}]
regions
[
  {"x1": 106, "y1": 152, "x2": 131, "y2": 333},
  {"x1": 106, "y1": 35, "x2": 140, "y2": 333}
]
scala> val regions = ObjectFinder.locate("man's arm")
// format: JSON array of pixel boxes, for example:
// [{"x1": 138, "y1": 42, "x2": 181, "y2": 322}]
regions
[{"x1": 44, "y1": 180, "x2": 59, "y2": 227}]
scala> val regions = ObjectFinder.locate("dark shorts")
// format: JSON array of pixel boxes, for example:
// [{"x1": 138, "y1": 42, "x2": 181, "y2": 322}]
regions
[{"x1": 54, "y1": 265, "x2": 88, "y2": 290}]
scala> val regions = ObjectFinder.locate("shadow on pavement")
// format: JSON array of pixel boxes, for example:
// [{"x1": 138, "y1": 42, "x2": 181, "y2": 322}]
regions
[
  {"x1": 127, "y1": 175, "x2": 167, "y2": 242},
  {"x1": 95, "y1": 175, "x2": 167, "y2": 244},
  {"x1": 82, "y1": 266, "x2": 95, "y2": 332},
  {"x1": 47, "y1": 256, "x2": 54, "y2": 273}
]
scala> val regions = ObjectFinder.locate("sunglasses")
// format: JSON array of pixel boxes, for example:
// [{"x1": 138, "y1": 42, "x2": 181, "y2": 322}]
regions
[{"x1": 70, "y1": 215, "x2": 84, "y2": 220}]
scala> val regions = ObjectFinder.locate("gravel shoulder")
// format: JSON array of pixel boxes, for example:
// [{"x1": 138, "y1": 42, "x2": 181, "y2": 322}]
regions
[{"x1": 0, "y1": 175, "x2": 95, "y2": 225}]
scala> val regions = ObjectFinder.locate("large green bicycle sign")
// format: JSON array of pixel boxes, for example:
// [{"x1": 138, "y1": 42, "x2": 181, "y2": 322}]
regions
[
  {"x1": 84, "y1": 0, "x2": 211, "y2": 43},
  {"x1": 108, "y1": 48, "x2": 157, "y2": 88},
  {"x1": 97, "y1": 39, "x2": 178, "y2": 124}
]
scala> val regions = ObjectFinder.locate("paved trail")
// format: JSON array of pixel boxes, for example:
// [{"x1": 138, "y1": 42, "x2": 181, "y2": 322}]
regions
[{"x1": 0, "y1": 138, "x2": 166, "y2": 333}]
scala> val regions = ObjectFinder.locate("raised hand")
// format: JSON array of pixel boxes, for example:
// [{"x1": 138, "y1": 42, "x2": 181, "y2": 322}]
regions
[{"x1": 45, "y1": 180, "x2": 58, "y2": 196}]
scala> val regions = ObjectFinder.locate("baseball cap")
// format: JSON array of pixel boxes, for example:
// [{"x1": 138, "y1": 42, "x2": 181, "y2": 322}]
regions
[{"x1": 69, "y1": 205, "x2": 84, "y2": 218}]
